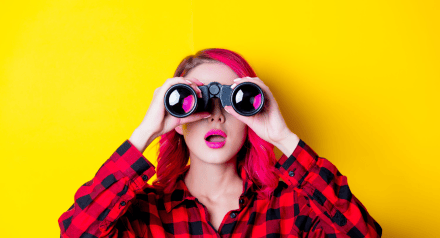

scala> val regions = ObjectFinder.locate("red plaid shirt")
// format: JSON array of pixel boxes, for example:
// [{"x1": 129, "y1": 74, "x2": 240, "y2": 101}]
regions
[{"x1": 58, "y1": 139, "x2": 382, "y2": 237}]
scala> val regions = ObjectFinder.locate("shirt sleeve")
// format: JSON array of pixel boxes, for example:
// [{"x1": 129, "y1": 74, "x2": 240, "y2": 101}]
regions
[
  {"x1": 275, "y1": 139, "x2": 383, "y2": 238},
  {"x1": 58, "y1": 140, "x2": 157, "y2": 238}
]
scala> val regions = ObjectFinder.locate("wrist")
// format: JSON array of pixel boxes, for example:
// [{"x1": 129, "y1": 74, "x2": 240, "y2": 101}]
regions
[
  {"x1": 274, "y1": 131, "x2": 300, "y2": 157},
  {"x1": 129, "y1": 127, "x2": 156, "y2": 153}
]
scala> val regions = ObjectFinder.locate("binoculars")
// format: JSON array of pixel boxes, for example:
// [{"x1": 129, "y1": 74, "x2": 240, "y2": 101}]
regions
[{"x1": 164, "y1": 81, "x2": 265, "y2": 118}]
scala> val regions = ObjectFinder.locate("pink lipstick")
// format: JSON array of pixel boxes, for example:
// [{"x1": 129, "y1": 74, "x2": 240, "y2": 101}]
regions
[{"x1": 204, "y1": 129, "x2": 227, "y2": 149}]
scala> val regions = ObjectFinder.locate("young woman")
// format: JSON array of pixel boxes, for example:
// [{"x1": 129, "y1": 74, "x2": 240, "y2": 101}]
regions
[{"x1": 59, "y1": 48, "x2": 382, "y2": 237}]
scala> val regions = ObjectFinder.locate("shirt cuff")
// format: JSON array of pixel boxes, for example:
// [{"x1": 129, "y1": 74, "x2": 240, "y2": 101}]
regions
[
  {"x1": 111, "y1": 140, "x2": 157, "y2": 191},
  {"x1": 275, "y1": 139, "x2": 319, "y2": 188}
]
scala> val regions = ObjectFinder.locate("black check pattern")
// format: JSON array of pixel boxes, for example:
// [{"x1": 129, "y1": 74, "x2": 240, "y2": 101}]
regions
[{"x1": 59, "y1": 139, "x2": 382, "y2": 237}]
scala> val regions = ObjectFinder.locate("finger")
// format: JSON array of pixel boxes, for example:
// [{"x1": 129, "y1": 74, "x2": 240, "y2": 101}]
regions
[
  {"x1": 234, "y1": 76, "x2": 261, "y2": 82},
  {"x1": 171, "y1": 78, "x2": 202, "y2": 98},
  {"x1": 247, "y1": 76, "x2": 263, "y2": 82},
  {"x1": 230, "y1": 77, "x2": 269, "y2": 93},
  {"x1": 162, "y1": 78, "x2": 200, "y2": 98},
  {"x1": 183, "y1": 80, "x2": 203, "y2": 98},
  {"x1": 165, "y1": 77, "x2": 192, "y2": 87},
  {"x1": 185, "y1": 78, "x2": 204, "y2": 98},
  {"x1": 232, "y1": 77, "x2": 257, "y2": 88},
  {"x1": 163, "y1": 78, "x2": 203, "y2": 99},
  {"x1": 179, "y1": 112, "x2": 211, "y2": 124},
  {"x1": 186, "y1": 77, "x2": 204, "y2": 86}
]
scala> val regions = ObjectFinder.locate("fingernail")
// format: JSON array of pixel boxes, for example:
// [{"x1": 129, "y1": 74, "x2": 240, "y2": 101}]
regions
[
  {"x1": 185, "y1": 80, "x2": 192, "y2": 84},
  {"x1": 204, "y1": 114, "x2": 211, "y2": 118},
  {"x1": 231, "y1": 83, "x2": 237, "y2": 88},
  {"x1": 233, "y1": 78, "x2": 241, "y2": 82}
]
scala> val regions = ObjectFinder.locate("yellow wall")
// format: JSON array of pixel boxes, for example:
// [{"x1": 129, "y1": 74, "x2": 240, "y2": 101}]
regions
[{"x1": 1, "y1": 1, "x2": 438, "y2": 237}]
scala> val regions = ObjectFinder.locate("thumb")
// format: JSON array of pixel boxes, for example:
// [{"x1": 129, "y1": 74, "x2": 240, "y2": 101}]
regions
[{"x1": 179, "y1": 112, "x2": 211, "y2": 124}]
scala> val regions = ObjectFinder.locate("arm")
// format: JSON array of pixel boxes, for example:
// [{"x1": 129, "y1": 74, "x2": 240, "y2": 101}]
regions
[
  {"x1": 274, "y1": 135, "x2": 382, "y2": 237},
  {"x1": 58, "y1": 76, "x2": 208, "y2": 237},
  {"x1": 58, "y1": 139, "x2": 157, "y2": 238}
]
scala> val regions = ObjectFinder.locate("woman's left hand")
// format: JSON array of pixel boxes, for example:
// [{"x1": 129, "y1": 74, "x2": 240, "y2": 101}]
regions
[{"x1": 224, "y1": 77, "x2": 293, "y2": 145}]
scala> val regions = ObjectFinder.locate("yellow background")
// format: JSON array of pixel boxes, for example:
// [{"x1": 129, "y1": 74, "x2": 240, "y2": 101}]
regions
[{"x1": 1, "y1": 1, "x2": 439, "y2": 237}]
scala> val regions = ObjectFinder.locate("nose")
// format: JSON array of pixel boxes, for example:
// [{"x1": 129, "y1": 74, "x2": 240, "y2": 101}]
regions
[{"x1": 208, "y1": 98, "x2": 225, "y2": 123}]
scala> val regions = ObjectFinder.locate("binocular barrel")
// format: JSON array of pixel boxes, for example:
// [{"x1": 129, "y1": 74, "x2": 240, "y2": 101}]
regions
[{"x1": 164, "y1": 81, "x2": 264, "y2": 118}]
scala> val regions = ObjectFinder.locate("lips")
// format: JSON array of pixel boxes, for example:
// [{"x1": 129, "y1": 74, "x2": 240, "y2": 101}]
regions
[
  {"x1": 205, "y1": 129, "x2": 227, "y2": 149},
  {"x1": 204, "y1": 129, "x2": 227, "y2": 142}
]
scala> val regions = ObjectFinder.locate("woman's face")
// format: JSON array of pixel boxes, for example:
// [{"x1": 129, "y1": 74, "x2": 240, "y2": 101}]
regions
[{"x1": 175, "y1": 62, "x2": 248, "y2": 164}]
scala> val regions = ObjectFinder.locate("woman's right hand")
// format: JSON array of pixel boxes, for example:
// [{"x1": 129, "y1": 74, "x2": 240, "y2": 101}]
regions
[{"x1": 129, "y1": 77, "x2": 211, "y2": 152}]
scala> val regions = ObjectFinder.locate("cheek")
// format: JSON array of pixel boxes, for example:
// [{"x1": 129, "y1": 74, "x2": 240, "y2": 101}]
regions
[
  {"x1": 226, "y1": 116, "x2": 247, "y2": 136},
  {"x1": 241, "y1": 126, "x2": 248, "y2": 140},
  {"x1": 233, "y1": 124, "x2": 248, "y2": 142},
  {"x1": 182, "y1": 123, "x2": 202, "y2": 142},
  {"x1": 231, "y1": 116, "x2": 247, "y2": 134}
]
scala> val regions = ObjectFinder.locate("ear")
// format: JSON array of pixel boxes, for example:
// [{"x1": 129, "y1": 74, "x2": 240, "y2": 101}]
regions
[{"x1": 175, "y1": 125, "x2": 183, "y2": 135}]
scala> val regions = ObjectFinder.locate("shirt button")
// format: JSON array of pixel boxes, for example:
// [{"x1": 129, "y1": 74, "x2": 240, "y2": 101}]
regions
[
  {"x1": 120, "y1": 201, "x2": 126, "y2": 206},
  {"x1": 289, "y1": 171, "x2": 295, "y2": 177},
  {"x1": 142, "y1": 175, "x2": 149, "y2": 181},
  {"x1": 239, "y1": 199, "x2": 244, "y2": 204},
  {"x1": 230, "y1": 212, "x2": 237, "y2": 218}
]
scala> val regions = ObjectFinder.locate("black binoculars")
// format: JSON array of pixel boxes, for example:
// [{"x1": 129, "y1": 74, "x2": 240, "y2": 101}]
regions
[{"x1": 164, "y1": 81, "x2": 265, "y2": 118}]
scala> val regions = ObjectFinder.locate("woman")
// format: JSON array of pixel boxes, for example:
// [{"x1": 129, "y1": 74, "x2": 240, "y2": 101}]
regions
[{"x1": 59, "y1": 48, "x2": 382, "y2": 237}]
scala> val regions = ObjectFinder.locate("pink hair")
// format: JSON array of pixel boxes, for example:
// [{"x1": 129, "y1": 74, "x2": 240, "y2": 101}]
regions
[{"x1": 151, "y1": 48, "x2": 280, "y2": 200}]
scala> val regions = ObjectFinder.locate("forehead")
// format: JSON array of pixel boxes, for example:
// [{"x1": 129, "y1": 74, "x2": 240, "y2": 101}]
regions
[{"x1": 185, "y1": 62, "x2": 239, "y2": 85}]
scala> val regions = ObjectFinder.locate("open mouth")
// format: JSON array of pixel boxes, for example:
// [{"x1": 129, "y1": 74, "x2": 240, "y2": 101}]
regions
[
  {"x1": 205, "y1": 135, "x2": 226, "y2": 149},
  {"x1": 204, "y1": 129, "x2": 227, "y2": 149},
  {"x1": 205, "y1": 135, "x2": 226, "y2": 142}
]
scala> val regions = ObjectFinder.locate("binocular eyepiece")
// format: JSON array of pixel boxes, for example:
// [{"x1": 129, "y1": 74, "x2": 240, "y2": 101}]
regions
[{"x1": 164, "y1": 81, "x2": 265, "y2": 118}]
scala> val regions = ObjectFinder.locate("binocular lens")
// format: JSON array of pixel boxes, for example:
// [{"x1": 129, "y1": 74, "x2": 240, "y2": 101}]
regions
[
  {"x1": 164, "y1": 85, "x2": 197, "y2": 117},
  {"x1": 232, "y1": 83, "x2": 263, "y2": 116}
]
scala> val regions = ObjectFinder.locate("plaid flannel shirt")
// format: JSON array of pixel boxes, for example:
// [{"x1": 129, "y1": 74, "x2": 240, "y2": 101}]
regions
[{"x1": 58, "y1": 139, "x2": 382, "y2": 237}]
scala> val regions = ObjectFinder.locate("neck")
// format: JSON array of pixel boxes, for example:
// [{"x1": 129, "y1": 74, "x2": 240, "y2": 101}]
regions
[{"x1": 184, "y1": 155, "x2": 243, "y2": 203}]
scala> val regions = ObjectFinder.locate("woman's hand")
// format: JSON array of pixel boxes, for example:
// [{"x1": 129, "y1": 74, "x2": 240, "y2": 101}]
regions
[
  {"x1": 224, "y1": 77, "x2": 295, "y2": 146},
  {"x1": 130, "y1": 77, "x2": 211, "y2": 152}
]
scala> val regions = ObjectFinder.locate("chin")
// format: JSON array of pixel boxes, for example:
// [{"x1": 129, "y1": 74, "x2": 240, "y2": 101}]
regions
[{"x1": 198, "y1": 152, "x2": 237, "y2": 164}]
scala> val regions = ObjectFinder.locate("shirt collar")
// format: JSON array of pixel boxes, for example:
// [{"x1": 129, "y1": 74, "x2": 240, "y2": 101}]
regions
[{"x1": 163, "y1": 161, "x2": 256, "y2": 213}]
